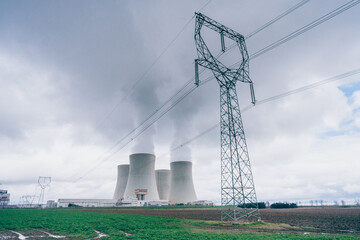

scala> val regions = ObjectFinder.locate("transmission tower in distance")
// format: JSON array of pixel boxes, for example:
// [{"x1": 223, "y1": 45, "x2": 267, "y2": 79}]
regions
[
  {"x1": 194, "y1": 12, "x2": 260, "y2": 221},
  {"x1": 19, "y1": 195, "x2": 36, "y2": 208},
  {"x1": 38, "y1": 176, "x2": 51, "y2": 204}
]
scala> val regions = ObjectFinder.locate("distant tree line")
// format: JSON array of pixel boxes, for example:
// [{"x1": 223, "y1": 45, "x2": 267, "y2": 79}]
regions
[
  {"x1": 270, "y1": 202, "x2": 298, "y2": 209},
  {"x1": 68, "y1": 203, "x2": 83, "y2": 208},
  {"x1": 238, "y1": 202, "x2": 266, "y2": 209}
]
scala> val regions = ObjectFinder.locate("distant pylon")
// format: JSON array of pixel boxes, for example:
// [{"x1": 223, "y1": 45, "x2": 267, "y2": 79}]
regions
[
  {"x1": 38, "y1": 176, "x2": 51, "y2": 204},
  {"x1": 194, "y1": 12, "x2": 260, "y2": 221}
]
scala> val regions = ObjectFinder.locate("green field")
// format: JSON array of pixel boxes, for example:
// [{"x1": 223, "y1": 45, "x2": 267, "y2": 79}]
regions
[{"x1": 0, "y1": 209, "x2": 358, "y2": 239}]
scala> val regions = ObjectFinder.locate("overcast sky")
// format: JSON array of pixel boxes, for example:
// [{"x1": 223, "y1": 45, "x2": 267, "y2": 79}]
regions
[{"x1": 1, "y1": 0, "x2": 360, "y2": 205}]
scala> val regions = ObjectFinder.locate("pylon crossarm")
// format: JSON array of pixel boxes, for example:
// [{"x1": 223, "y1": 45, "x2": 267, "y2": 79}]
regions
[
  {"x1": 195, "y1": 12, "x2": 244, "y2": 45},
  {"x1": 195, "y1": 13, "x2": 253, "y2": 85}
]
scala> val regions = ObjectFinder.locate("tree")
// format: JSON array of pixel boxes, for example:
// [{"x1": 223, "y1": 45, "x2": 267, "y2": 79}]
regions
[{"x1": 270, "y1": 202, "x2": 297, "y2": 209}]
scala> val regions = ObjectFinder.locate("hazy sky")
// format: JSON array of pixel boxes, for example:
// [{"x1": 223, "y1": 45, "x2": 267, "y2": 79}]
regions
[{"x1": 1, "y1": 0, "x2": 360, "y2": 205}]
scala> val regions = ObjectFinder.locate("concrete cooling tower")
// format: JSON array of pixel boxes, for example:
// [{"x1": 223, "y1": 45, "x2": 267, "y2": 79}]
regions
[
  {"x1": 113, "y1": 164, "x2": 129, "y2": 200},
  {"x1": 123, "y1": 153, "x2": 159, "y2": 201},
  {"x1": 169, "y1": 161, "x2": 197, "y2": 204},
  {"x1": 155, "y1": 169, "x2": 171, "y2": 200}
]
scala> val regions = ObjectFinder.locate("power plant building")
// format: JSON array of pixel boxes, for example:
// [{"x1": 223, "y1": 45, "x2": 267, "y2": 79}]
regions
[
  {"x1": 58, "y1": 199, "x2": 116, "y2": 208},
  {"x1": 169, "y1": 161, "x2": 197, "y2": 204},
  {"x1": 57, "y1": 153, "x2": 207, "y2": 207},
  {"x1": 113, "y1": 164, "x2": 129, "y2": 200},
  {"x1": 123, "y1": 153, "x2": 159, "y2": 201},
  {"x1": 155, "y1": 169, "x2": 171, "y2": 200}
]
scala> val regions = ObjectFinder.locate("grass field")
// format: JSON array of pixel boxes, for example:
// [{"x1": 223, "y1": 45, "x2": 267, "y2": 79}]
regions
[{"x1": 0, "y1": 209, "x2": 359, "y2": 239}]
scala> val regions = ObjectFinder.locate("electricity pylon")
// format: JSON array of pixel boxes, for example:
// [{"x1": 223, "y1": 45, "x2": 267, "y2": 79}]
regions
[
  {"x1": 194, "y1": 12, "x2": 260, "y2": 221},
  {"x1": 38, "y1": 176, "x2": 51, "y2": 204}
]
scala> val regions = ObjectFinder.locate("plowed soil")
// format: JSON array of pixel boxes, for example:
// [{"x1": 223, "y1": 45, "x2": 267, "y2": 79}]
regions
[{"x1": 72, "y1": 207, "x2": 360, "y2": 235}]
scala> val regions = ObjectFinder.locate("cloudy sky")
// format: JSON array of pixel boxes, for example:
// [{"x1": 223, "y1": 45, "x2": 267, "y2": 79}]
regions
[{"x1": 1, "y1": 0, "x2": 360, "y2": 205}]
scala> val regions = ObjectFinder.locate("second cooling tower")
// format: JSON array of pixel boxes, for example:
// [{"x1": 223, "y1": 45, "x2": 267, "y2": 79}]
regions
[
  {"x1": 155, "y1": 169, "x2": 171, "y2": 200},
  {"x1": 169, "y1": 161, "x2": 197, "y2": 204},
  {"x1": 123, "y1": 153, "x2": 159, "y2": 201},
  {"x1": 113, "y1": 164, "x2": 129, "y2": 200}
]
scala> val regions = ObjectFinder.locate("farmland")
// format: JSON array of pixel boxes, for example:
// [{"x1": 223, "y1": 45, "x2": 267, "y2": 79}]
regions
[
  {"x1": 74, "y1": 207, "x2": 360, "y2": 235},
  {"x1": 0, "y1": 208, "x2": 360, "y2": 239}
]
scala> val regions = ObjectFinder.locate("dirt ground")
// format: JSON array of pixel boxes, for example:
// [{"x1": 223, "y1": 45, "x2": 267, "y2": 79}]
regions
[{"x1": 72, "y1": 207, "x2": 360, "y2": 235}]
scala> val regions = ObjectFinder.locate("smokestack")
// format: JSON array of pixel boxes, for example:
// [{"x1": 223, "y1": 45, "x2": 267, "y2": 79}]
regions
[
  {"x1": 113, "y1": 164, "x2": 129, "y2": 200},
  {"x1": 169, "y1": 161, "x2": 197, "y2": 204},
  {"x1": 123, "y1": 153, "x2": 159, "y2": 201},
  {"x1": 155, "y1": 169, "x2": 171, "y2": 200}
]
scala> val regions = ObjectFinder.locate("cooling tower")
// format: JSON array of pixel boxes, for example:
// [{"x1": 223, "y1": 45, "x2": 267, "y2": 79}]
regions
[
  {"x1": 123, "y1": 153, "x2": 159, "y2": 201},
  {"x1": 169, "y1": 161, "x2": 197, "y2": 204},
  {"x1": 155, "y1": 169, "x2": 171, "y2": 200},
  {"x1": 113, "y1": 164, "x2": 129, "y2": 200}
]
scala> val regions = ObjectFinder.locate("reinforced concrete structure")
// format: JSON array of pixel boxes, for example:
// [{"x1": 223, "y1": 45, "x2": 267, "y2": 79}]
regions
[
  {"x1": 123, "y1": 153, "x2": 159, "y2": 201},
  {"x1": 113, "y1": 164, "x2": 130, "y2": 200},
  {"x1": 155, "y1": 169, "x2": 171, "y2": 200},
  {"x1": 168, "y1": 161, "x2": 197, "y2": 204}
]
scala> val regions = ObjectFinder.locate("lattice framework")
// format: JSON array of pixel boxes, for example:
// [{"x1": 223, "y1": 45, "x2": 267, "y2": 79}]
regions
[{"x1": 194, "y1": 12, "x2": 260, "y2": 221}]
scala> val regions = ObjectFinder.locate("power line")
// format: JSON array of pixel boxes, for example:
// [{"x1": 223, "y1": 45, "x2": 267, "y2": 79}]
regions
[
  {"x1": 67, "y1": 1, "x2": 213, "y2": 179},
  {"x1": 93, "y1": 0, "x2": 213, "y2": 129},
  {"x1": 250, "y1": 0, "x2": 360, "y2": 60},
  {"x1": 198, "y1": 0, "x2": 213, "y2": 12},
  {"x1": 96, "y1": 0, "x2": 312, "y2": 159},
  {"x1": 68, "y1": 1, "x2": 352, "y2": 181},
  {"x1": 96, "y1": 0, "x2": 309, "y2": 154},
  {"x1": 200, "y1": 0, "x2": 360, "y2": 85},
  {"x1": 76, "y1": 84, "x2": 198, "y2": 181},
  {"x1": 246, "y1": 0, "x2": 310, "y2": 39},
  {"x1": 219, "y1": 0, "x2": 310, "y2": 55},
  {"x1": 162, "y1": 68, "x2": 360, "y2": 154},
  {"x1": 256, "y1": 68, "x2": 360, "y2": 105},
  {"x1": 157, "y1": 123, "x2": 219, "y2": 161}
]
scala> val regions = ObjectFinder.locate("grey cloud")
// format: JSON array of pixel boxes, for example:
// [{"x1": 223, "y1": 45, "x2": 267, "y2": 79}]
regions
[
  {"x1": 1, "y1": 0, "x2": 360, "y2": 203},
  {"x1": 0, "y1": 0, "x2": 158, "y2": 142}
]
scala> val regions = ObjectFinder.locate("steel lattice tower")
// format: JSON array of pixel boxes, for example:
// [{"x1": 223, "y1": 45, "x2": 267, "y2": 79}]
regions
[
  {"x1": 38, "y1": 176, "x2": 51, "y2": 204},
  {"x1": 194, "y1": 12, "x2": 260, "y2": 221}
]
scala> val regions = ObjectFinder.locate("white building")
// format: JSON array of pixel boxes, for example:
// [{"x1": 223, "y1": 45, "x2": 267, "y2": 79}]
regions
[{"x1": 58, "y1": 199, "x2": 117, "y2": 208}]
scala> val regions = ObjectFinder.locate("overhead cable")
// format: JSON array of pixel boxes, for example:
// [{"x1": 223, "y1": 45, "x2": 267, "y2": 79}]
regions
[
  {"x1": 219, "y1": 0, "x2": 310, "y2": 55},
  {"x1": 102, "y1": 0, "x2": 314, "y2": 157},
  {"x1": 93, "y1": 0, "x2": 213, "y2": 129},
  {"x1": 163, "y1": 68, "x2": 360, "y2": 154},
  {"x1": 69, "y1": 1, "x2": 351, "y2": 181},
  {"x1": 250, "y1": 0, "x2": 360, "y2": 60}
]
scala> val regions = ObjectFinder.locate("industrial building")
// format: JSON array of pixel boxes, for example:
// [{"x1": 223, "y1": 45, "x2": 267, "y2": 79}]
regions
[
  {"x1": 123, "y1": 153, "x2": 159, "y2": 201},
  {"x1": 58, "y1": 199, "x2": 117, "y2": 208},
  {"x1": 113, "y1": 164, "x2": 129, "y2": 200},
  {"x1": 114, "y1": 153, "x2": 198, "y2": 205},
  {"x1": 58, "y1": 152, "x2": 209, "y2": 207},
  {"x1": 168, "y1": 161, "x2": 197, "y2": 204},
  {"x1": 0, "y1": 189, "x2": 10, "y2": 206},
  {"x1": 155, "y1": 169, "x2": 171, "y2": 200}
]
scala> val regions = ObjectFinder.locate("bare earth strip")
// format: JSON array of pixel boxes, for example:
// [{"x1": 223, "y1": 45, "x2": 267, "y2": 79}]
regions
[{"x1": 68, "y1": 207, "x2": 360, "y2": 235}]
